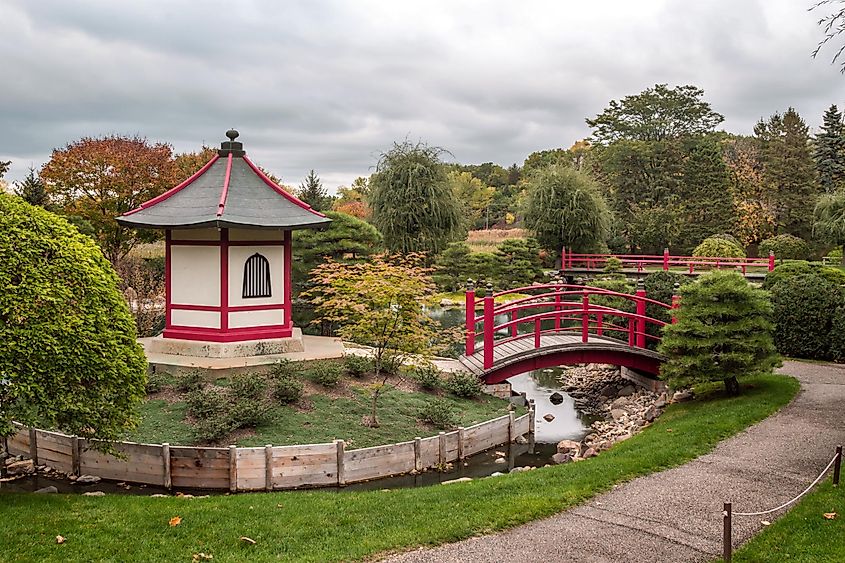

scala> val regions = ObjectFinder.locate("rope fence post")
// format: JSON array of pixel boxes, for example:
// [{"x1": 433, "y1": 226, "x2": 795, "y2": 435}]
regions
[
  {"x1": 723, "y1": 502, "x2": 732, "y2": 562},
  {"x1": 835, "y1": 445, "x2": 842, "y2": 486}
]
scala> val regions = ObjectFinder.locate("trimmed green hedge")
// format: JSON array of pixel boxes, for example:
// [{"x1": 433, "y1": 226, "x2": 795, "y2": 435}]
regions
[
  {"x1": 770, "y1": 273, "x2": 844, "y2": 360},
  {"x1": 692, "y1": 237, "x2": 745, "y2": 258},
  {"x1": 759, "y1": 234, "x2": 810, "y2": 261}
]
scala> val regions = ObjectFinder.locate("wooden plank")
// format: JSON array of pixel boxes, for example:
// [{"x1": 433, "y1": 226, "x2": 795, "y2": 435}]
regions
[
  {"x1": 418, "y1": 436, "x2": 439, "y2": 468},
  {"x1": 163, "y1": 444, "x2": 172, "y2": 490},
  {"x1": 336, "y1": 440, "x2": 345, "y2": 486}
]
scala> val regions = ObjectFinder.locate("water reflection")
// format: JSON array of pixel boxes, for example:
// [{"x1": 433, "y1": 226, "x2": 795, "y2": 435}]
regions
[{"x1": 509, "y1": 368, "x2": 595, "y2": 444}]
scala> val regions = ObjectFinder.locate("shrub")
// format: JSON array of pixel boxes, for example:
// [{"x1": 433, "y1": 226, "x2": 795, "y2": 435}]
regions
[
  {"x1": 444, "y1": 371, "x2": 482, "y2": 398},
  {"x1": 418, "y1": 399, "x2": 458, "y2": 430},
  {"x1": 643, "y1": 271, "x2": 691, "y2": 347},
  {"x1": 227, "y1": 398, "x2": 270, "y2": 428},
  {"x1": 708, "y1": 233, "x2": 741, "y2": 246},
  {"x1": 175, "y1": 371, "x2": 204, "y2": 393},
  {"x1": 309, "y1": 361, "x2": 343, "y2": 387},
  {"x1": 759, "y1": 234, "x2": 811, "y2": 261},
  {"x1": 692, "y1": 237, "x2": 745, "y2": 258},
  {"x1": 412, "y1": 363, "x2": 442, "y2": 390},
  {"x1": 493, "y1": 238, "x2": 543, "y2": 288},
  {"x1": 145, "y1": 372, "x2": 168, "y2": 394},
  {"x1": 185, "y1": 387, "x2": 228, "y2": 420},
  {"x1": 270, "y1": 359, "x2": 301, "y2": 380},
  {"x1": 603, "y1": 256, "x2": 623, "y2": 273},
  {"x1": 830, "y1": 307, "x2": 845, "y2": 362},
  {"x1": 0, "y1": 194, "x2": 147, "y2": 442},
  {"x1": 230, "y1": 374, "x2": 267, "y2": 401},
  {"x1": 343, "y1": 354, "x2": 373, "y2": 378},
  {"x1": 819, "y1": 267, "x2": 845, "y2": 287},
  {"x1": 827, "y1": 247, "x2": 843, "y2": 264},
  {"x1": 192, "y1": 414, "x2": 235, "y2": 443},
  {"x1": 764, "y1": 261, "x2": 845, "y2": 290},
  {"x1": 659, "y1": 271, "x2": 780, "y2": 394},
  {"x1": 770, "y1": 274, "x2": 845, "y2": 360},
  {"x1": 272, "y1": 374, "x2": 304, "y2": 404}
]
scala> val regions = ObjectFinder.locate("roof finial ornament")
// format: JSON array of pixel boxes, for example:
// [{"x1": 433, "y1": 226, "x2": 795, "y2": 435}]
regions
[{"x1": 226, "y1": 129, "x2": 239, "y2": 141}]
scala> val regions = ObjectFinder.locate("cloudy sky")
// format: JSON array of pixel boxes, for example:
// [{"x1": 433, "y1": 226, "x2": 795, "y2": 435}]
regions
[{"x1": 1, "y1": 0, "x2": 843, "y2": 190}]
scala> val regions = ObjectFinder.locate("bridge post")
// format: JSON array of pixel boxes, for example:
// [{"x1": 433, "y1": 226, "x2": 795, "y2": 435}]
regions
[
  {"x1": 581, "y1": 288, "x2": 589, "y2": 343},
  {"x1": 465, "y1": 279, "x2": 475, "y2": 356},
  {"x1": 768, "y1": 251, "x2": 775, "y2": 272},
  {"x1": 636, "y1": 279, "x2": 646, "y2": 348},
  {"x1": 554, "y1": 281, "x2": 561, "y2": 331},
  {"x1": 671, "y1": 282, "x2": 681, "y2": 324},
  {"x1": 483, "y1": 283, "x2": 494, "y2": 369},
  {"x1": 663, "y1": 248, "x2": 669, "y2": 271}
]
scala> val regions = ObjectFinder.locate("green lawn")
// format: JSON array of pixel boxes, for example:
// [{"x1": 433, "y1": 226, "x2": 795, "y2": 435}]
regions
[
  {"x1": 728, "y1": 479, "x2": 845, "y2": 562},
  {"x1": 127, "y1": 381, "x2": 517, "y2": 448},
  {"x1": 0, "y1": 373, "x2": 798, "y2": 563}
]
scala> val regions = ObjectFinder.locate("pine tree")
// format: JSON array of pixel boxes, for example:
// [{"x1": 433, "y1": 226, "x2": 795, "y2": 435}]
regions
[
  {"x1": 658, "y1": 271, "x2": 780, "y2": 395},
  {"x1": 14, "y1": 166, "x2": 49, "y2": 208},
  {"x1": 677, "y1": 137, "x2": 736, "y2": 252},
  {"x1": 754, "y1": 108, "x2": 819, "y2": 239},
  {"x1": 297, "y1": 169, "x2": 331, "y2": 212},
  {"x1": 814, "y1": 104, "x2": 845, "y2": 193}
]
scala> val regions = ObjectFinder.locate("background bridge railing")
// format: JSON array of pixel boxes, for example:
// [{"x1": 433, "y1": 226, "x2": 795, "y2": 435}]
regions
[
  {"x1": 561, "y1": 248, "x2": 775, "y2": 274},
  {"x1": 465, "y1": 282, "x2": 677, "y2": 369}
]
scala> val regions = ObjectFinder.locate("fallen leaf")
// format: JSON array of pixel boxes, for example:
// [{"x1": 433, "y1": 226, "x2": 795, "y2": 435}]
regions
[
  {"x1": 192, "y1": 553, "x2": 213, "y2": 561},
  {"x1": 169, "y1": 516, "x2": 182, "y2": 527},
  {"x1": 239, "y1": 536, "x2": 257, "y2": 545},
  {"x1": 761, "y1": 520, "x2": 771, "y2": 526},
  {"x1": 276, "y1": 504, "x2": 284, "y2": 508},
  {"x1": 666, "y1": 429, "x2": 673, "y2": 433},
  {"x1": 56, "y1": 535, "x2": 65, "y2": 544},
  {"x1": 824, "y1": 512, "x2": 837, "y2": 520}
]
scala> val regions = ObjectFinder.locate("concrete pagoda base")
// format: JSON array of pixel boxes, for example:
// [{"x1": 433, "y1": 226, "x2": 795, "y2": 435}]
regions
[{"x1": 145, "y1": 328, "x2": 305, "y2": 359}]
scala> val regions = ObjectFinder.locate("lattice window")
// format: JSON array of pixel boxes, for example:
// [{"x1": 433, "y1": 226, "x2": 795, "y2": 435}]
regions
[{"x1": 242, "y1": 253, "x2": 272, "y2": 298}]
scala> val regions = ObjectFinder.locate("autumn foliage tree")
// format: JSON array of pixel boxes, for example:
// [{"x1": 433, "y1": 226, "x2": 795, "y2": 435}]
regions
[
  {"x1": 304, "y1": 254, "x2": 440, "y2": 427},
  {"x1": 41, "y1": 135, "x2": 181, "y2": 262}
]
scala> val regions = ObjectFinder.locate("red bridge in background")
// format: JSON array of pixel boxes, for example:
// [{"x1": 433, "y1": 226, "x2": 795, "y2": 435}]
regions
[
  {"x1": 562, "y1": 248, "x2": 775, "y2": 275},
  {"x1": 459, "y1": 282, "x2": 677, "y2": 384}
]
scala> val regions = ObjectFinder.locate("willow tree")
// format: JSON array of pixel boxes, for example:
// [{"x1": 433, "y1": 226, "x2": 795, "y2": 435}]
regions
[
  {"x1": 523, "y1": 164, "x2": 611, "y2": 255},
  {"x1": 814, "y1": 191, "x2": 845, "y2": 265},
  {"x1": 369, "y1": 141, "x2": 462, "y2": 256}
]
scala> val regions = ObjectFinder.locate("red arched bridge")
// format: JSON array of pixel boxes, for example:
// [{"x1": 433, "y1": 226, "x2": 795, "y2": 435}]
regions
[{"x1": 459, "y1": 282, "x2": 678, "y2": 384}]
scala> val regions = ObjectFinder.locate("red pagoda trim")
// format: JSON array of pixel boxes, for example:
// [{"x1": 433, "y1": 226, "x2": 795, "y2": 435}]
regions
[
  {"x1": 170, "y1": 303, "x2": 286, "y2": 312},
  {"x1": 124, "y1": 155, "x2": 221, "y2": 215},
  {"x1": 220, "y1": 228, "x2": 229, "y2": 331},
  {"x1": 217, "y1": 153, "x2": 233, "y2": 217},
  {"x1": 165, "y1": 230, "x2": 172, "y2": 329},
  {"x1": 284, "y1": 230, "x2": 292, "y2": 329},
  {"x1": 242, "y1": 155, "x2": 327, "y2": 218},
  {"x1": 163, "y1": 325, "x2": 292, "y2": 342}
]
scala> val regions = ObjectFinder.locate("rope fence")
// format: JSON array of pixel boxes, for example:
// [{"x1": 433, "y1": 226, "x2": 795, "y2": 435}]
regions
[{"x1": 722, "y1": 445, "x2": 842, "y2": 562}]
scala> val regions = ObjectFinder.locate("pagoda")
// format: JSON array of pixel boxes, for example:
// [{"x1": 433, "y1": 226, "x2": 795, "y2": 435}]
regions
[{"x1": 117, "y1": 130, "x2": 330, "y2": 356}]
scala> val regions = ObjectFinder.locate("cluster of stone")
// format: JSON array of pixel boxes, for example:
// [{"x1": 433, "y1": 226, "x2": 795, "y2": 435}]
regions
[{"x1": 2, "y1": 455, "x2": 102, "y2": 485}]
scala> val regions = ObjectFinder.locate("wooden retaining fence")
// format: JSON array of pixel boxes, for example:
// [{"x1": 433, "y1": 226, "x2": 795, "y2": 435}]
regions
[{"x1": 6, "y1": 409, "x2": 532, "y2": 491}]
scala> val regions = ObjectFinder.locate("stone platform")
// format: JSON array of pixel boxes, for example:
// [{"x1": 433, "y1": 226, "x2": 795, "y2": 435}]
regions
[{"x1": 144, "y1": 328, "x2": 306, "y2": 358}]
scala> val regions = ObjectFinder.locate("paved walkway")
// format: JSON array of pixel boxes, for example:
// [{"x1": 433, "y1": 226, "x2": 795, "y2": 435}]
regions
[{"x1": 386, "y1": 361, "x2": 845, "y2": 563}]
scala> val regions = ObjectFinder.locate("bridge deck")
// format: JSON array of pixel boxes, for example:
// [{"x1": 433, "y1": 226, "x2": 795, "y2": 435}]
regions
[{"x1": 458, "y1": 332, "x2": 664, "y2": 377}]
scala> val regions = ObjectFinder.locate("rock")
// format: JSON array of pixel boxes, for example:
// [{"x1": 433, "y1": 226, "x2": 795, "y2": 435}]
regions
[
  {"x1": 610, "y1": 408, "x2": 627, "y2": 422},
  {"x1": 556, "y1": 439, "x2": 580, "y2": 454},
  {"x1": 75, "y1": 474, "x2": 101, "y2": 485},
  {"x1": 610, "y1": 397, "x2": 630, "y2": 410},
  {"x1": 643, "y1": 405, "x2": 660, "y2": 422},
  {"x1": 83, "y1": 491, "x2": 105, "y2": 497},
  {"x1": 543, "y1": 413, "x2": 555, "y2": 422},
  {"x1": 6, "y1": 460, "x2": 34, "y2": 475},
  {"x1": 614, "y1": 433, "x2": 632, "y2": 444},
  {"x1": 34, "y1": 486, "x2": 58, "y2": 494},
  {"x1": 672, "y1": 390, "x2": 694, "y2": 403},
  {"x1": 150, "y1": 494, "x2": 169, "y2": 498},
  {"x1": 494, "y1": 457, "x2": 507, "y2": 464},
  {"x1": 511, "y1": 466, "x2": 534, "y2": 473},
  {"x1": 515, "y1": 435, "x2": 528, "y2": 445},
  {"x1": 551, "y1": 452, "x2": 572, "y2": 464},
  {"x1": 599, "y1": 385, "x2": 617, "y2": 397},
  {"x1": 441, "y1": 477, "x2": 472, "y2": 485},
  {"x1": 439, "y1": 298, "x2": 456, "y2": 307},
  {"x1": 616, "y1": 385, "x2": 635, "y2": 397},
  {"x1": 549, "y1": 392, "x2": 564, "y2": 405},
  {"x1": 489, "y1": 472, "x2": 505, "y2": 477},
  {"x1": 582, "y1": 447, "x2": 597, "y2": 459}
]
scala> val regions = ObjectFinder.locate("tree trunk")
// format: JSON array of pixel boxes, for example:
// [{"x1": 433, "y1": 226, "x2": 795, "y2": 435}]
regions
[{"x1": 723, "y1": 376, "x2": 740, "y2": 396}]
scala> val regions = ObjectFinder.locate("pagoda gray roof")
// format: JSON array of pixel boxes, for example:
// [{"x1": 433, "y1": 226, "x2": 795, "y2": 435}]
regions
[{"x1": 117, "y1": 134, "x2": 330, "y2": 231}]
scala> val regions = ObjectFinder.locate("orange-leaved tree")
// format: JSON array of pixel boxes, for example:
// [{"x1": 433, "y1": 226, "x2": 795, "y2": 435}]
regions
[
  {"x1": 41, "y1": 135, "x2": 180, "y2": 262},
  {"x1": 304, "y1": 254, "x2": 443, "y2": 427}
]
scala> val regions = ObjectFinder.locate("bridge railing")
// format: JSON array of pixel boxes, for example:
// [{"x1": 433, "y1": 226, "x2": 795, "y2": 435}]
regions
[
  {"x1": 561, "y1": 247, "x2": 775, "y2": 274},
  {"x1": 465, "y1": 282, "x2": 677, "y2": 369}
]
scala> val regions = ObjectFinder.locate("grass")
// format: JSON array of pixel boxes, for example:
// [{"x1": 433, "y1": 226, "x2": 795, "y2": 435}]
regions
[
  {"x1": 128, "y1": 373, "x2": 516, "y2": 448},
  {"x1": 0, "y1": 373, "x2": 798, "y2": 562},
  {"x1": 466, "y1": 228, "x2": 527, "y2": 252},
  {"x1": 728, "y1": 479, "x2": 845, "y2": 562}
]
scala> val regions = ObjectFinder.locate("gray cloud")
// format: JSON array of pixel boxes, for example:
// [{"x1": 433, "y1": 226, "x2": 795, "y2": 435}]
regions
[{"x1": 1, "y1": 0, "x2": 843, "y2": 190}]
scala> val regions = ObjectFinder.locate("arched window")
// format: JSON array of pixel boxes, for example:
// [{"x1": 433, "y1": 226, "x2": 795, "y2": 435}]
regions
[{"x1": 242, "y1": 253, "x2": 272, "y2": 298}]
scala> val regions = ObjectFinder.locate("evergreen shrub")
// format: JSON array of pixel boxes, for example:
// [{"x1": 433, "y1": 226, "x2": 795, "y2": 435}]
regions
[
  {"x1": 418, "y1": 399, "x2": 458, "y2": 430},
  {"x1": 343, "y1": 354, "x2": 374, "y2": 378},
  {"x1": 176, "y1": 371, "x2": 203, "y2": 393},
  {"x1": 412, "y1": 363, "x2": 442, "y2": 390},
  {"x1": 692, "y1": 237, "x2": 745, "y2": 258},
  {"x1": 444, "y1": 371, "x2": 482, "y2": 398},
  {"x1": 764, "y1": 261, "x2": 845, "y2": 290},
  {"x1": 230, "y1": 374, "x2": 267, "y2": 401},
  {"x1": 603, "y1": 256, "x2": 623, "y2": 273},
  {"x1": 759, "y1": 234, "x2": 811, "y2": 261},
  {"x1": 271, "y1": 374, "x2": 304, "y2": 404},
  {"x1": 309, "y1": 361, "x2": 343, "y2": 387},
  {"x1": 770, "y1": 274, "x2": 844, "y2": 360}
]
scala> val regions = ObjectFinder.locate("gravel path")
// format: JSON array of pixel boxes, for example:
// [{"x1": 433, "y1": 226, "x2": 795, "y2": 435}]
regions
[{"x1": 384, "y1": 361, "x2": 845, "y2": 563}]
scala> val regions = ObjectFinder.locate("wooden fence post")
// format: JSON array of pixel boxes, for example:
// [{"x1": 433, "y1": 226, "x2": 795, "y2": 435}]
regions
[
  {"x1": 264, "y1": 444, "x2": 273, "y2": 492},
  {"x1": 336, "y1": 440, "x2": 346, "y2": 486},
  {"x1": 228, "y1": 445, "x2": 237, "y2": 493},
  {"x1": 508, "y1": 412, "x2": 516, "y2": 443},
  {"x1": 71, "y1": 436, "x2": 81, "y2": 476},
  {"x1": 723, "y1": 502, "x2": 732, "y2": 562},
  {"x1": 835, "y1": 445, "x2": 842, "y2": 486},
  {"x1": 438, "y1": 432, "x2": 446, "y2": 466},
  {"x1": 162, "y1": 443, "x2": 172, "y2": 490},
  {"x1": 528, "y1": 400, "x2": 535, "y2": 437},
  {"x1": 28, "y1": 428, "x2": 38, "y2": 465},
  {"x1": 414, "y1": 437, "x2": 422, "y2": 472},
  {"x1": 457, "y1": 428, "x2": 465, "y2": 460}
]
